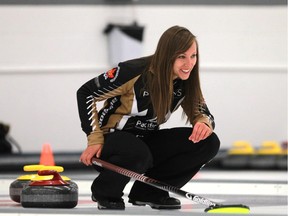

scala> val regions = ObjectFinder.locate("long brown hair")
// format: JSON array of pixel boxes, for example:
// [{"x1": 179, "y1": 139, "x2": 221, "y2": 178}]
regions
[{"x1": 146, "y1": 25, "x2": 204, "y2": 124}]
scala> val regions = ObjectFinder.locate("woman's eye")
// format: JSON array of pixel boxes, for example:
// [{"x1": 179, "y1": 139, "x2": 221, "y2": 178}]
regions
[
  {"x1": 191, "y1": 54, "x2": 197, "y2": 58},
  {"x1": 178, "y1": 55, "x2": 185, "y2": 59}
]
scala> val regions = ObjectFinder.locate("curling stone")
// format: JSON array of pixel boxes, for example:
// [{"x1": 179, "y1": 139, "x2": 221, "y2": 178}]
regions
[
  {"x1": 10, "y1": 174, "x2": 36, "y2": 203},
  {"x1": 9, "y1": 165, "x2": 64, "y2": 203},
  {"x1": 250, "y1": 141, "x2": 282, "y2": 169},
  {"x1": 221, "y1": 141, "x2": 254, "y2": 169},
  {"x1": 9, "y1": 165, "x2": 45, "y2": 203},
  {"x1": 38, "y1": 166, "x2": 78, "y2": 190},
  {"x1": 21, "y1": 169, "x2": 78, "y2": 208}
]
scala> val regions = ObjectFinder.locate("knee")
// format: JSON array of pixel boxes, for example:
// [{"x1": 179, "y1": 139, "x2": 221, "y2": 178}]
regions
[
  {"x1": 118, "y1": 141, "x2": 153, "y2": 174},
  {"x1": 103, "y1": 131, "x2": 153, "y2": 173},
  {"x1": 131, "y1": 144, "x2": 153, "y2": 173},
  {"x1": 202, "y1": 132, "x2": 220, "y2": 160}
]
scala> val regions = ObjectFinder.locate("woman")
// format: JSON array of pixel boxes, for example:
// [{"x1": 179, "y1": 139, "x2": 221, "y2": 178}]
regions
[{"x1": 77, "y1": 25, "x2": 220, "y2": 210}]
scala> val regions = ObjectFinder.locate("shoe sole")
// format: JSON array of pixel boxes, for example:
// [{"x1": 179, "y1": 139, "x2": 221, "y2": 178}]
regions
[
  {"x1": 130, "y1": 200, "x2": 181, "y2": 210},
  {"x1": 98, "y1": 203, "x2": 125, "y2": 210},
  {"x1": 93, "y1": 196, "x2": 125, "y2": 210}
]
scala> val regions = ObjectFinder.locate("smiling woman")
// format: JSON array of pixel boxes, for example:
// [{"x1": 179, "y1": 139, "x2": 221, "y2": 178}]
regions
[
  {"x1": 76, "y1": 25, "x2": 220, "y2": 210},
  {"x1": 173, "y1": 42, "x2": 197, "y2": 80}
]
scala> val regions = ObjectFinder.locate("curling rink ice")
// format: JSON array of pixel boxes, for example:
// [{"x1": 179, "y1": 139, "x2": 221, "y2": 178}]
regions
[{"x1": 0, "y1": 170, "x2": 287, "y2": 216}]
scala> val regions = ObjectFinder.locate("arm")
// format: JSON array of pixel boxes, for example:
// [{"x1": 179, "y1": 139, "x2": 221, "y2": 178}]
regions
[
  {"x1": 77, "y1": 67, "x2": 125, "y2": 165},
  {"x1": 77, "y1": 64, "x2": 140, "y2": 165},
  {"x1": 77, "y1": 76, "x2": 107, "y2": 165},
  {"x1": 76, "y1": 77, "x2": 105, "y2": 145}
]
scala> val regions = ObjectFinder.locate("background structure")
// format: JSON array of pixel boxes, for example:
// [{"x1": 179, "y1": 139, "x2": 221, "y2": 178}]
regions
[{"x1": 0, "y1": 0, "x2": 287, "y2": 152}]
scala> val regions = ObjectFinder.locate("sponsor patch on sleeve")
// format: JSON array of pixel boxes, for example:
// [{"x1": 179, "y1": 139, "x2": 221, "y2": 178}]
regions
[{"x1": 104, "y1": 67, "x2": 120, "y2": 82}]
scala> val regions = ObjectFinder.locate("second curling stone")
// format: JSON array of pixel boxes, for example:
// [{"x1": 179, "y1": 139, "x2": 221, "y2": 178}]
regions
[
  {"x1": 9, "y1": 165, "x2": 64, "y2": 203},
  {"x1": 21, "y1": 170, "x2": 78, "y2": 208},
  {"x1": 9, "y1": 165, "x2": 45, "y2": 203}
]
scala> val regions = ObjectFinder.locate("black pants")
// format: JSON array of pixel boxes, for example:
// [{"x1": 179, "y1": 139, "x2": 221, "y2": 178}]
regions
[{"x1": 91, "y1": 127, "x2": 220, "y2": 201}]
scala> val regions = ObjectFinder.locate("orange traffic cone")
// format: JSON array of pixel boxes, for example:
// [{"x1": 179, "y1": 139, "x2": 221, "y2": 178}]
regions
[{"x1": 39, "y1": 143, "x2": 55, "y2": 166}]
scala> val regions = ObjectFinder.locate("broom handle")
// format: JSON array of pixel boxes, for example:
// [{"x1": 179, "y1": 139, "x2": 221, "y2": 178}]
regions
[{"x1": 91, "y1": 157, "x2": 218, "y2": 207}]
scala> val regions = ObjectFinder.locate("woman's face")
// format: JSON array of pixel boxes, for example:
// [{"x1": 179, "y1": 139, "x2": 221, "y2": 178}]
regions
[{"x1": 173, "y1": 42, "x2": 197, "y2": 80}]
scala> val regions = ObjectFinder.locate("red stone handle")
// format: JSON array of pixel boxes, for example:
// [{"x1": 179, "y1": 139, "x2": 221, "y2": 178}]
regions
[{"x1": 29, "y1": 170, "x2": 68, "y2": 186}]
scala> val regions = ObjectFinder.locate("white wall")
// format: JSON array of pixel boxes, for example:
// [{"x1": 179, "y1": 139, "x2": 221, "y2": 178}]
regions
[{"x1": 0, "y1": 5, "x2": 287, "y2": 152}]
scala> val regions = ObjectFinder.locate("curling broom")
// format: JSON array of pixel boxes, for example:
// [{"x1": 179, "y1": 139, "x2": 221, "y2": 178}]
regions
[{"x1": 92, "y1": 157, "x2": 250, "y2": 214}]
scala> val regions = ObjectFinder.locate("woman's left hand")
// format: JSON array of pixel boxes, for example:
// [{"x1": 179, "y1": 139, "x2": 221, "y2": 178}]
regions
[{"x1": 189, "y1": 122, "x2": 212, "y2": 143}]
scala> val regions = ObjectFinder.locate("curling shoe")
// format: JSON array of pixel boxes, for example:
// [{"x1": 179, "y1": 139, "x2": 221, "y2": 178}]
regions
[
  {"x1": 129, "y1": 196, "x2": 181, "y2": 209},
  {"x1": 92, "y1": 195, "x2": 125, "y2": 210}
]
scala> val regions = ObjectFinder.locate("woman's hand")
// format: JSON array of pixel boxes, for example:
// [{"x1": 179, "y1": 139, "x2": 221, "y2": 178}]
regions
[
  {"x1": 189, "y1": 122, "x2": 212, "y2": 143},
  {"x1": 79, "y1": 144, "x2": 103, "y2": 166}
]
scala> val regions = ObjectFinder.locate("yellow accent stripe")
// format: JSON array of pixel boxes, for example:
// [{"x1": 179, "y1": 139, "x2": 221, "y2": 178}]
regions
[
  {"x1": 207, "y1": 207, "x2": 250, "y2": 214},
  {"x1": 23, "y1": 165, "x2": 45, "y2": 171}
]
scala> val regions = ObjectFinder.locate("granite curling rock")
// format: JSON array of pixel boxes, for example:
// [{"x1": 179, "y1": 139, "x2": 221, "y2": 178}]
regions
[
  {"x1": 9, "y1": 165, "x2": 64, "y2": 203},
  {"x1": 9, "y1": 165, "x2": 45, "y2": 203},
  {"x1": 21, "y1": 169, "x2": 78, "y2": 208}
]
